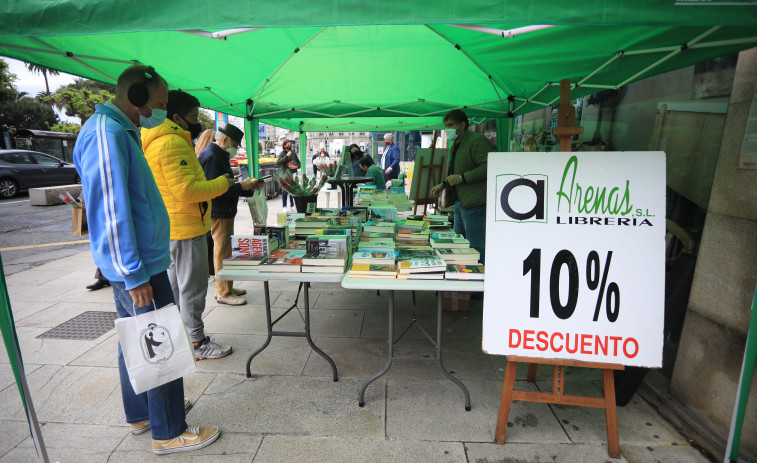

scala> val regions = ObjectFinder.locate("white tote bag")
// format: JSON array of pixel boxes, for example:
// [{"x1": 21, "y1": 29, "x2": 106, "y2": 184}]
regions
[
  {"x1": 115, "y1": 302, "x2": 197, "y2": 395},
  {"x1": 247, "y1": 189, "x2": 268, "y2": 225}
]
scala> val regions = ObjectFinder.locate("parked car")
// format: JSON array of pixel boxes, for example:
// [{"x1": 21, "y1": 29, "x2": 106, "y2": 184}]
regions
[
  {"x1": 0, "y1": 149, "x2": 80, "y2": 199},
  {"x1": 229, "y1": 150, "x2": 247, "y2": 167}
]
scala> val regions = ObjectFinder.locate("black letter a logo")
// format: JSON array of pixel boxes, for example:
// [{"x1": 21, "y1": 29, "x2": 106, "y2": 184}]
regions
[{"x1": 500, "y1": 178, "x2": 545, "y2": 221}]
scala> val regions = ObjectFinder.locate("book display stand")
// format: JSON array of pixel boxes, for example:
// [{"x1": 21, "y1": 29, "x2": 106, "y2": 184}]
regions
[
  {"x1": 493, "y1": 81, "x2": 622, "y2": 459},
  {"x1": 494, "y1": 356, "x2": 624, "y2": 458},
  {"x1": 411, "y1": 131, "x2": 447, "y2": 215}
]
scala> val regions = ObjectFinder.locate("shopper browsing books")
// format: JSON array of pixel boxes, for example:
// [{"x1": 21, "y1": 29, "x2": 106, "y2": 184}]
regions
[
  {"x1": 277, "y1": 139, "x2": 300, "y2": 211},
  {"x1": 358, "y1": 156, "x2": 386, "y2": 192},
  {"x1": 430, "y1": 109, "x2": 491, "y2": 264},
  {"x1": 73, "y1": 64, "x2": 219, "y2": 455},
  {"x1": 142, "y1": 90, "x2": 237, "y2": 360},
  {"x1": 199, "y1": 123, "x2": 264, "y2": 306}
]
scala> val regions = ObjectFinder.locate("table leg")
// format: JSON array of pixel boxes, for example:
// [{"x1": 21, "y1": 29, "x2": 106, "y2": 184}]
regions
[
  {"x1": 359, "y1": 289, "x2": 395, "y2": 407},
  {"x1": 303, "y1": 282, "x2": 338, "y2": 382},
  {"x1": 246, "y1": 281, "x2": 273, "y2": 378},
  {"x1": 435, "y1": 290, "x2": 471, "y2": 411}
]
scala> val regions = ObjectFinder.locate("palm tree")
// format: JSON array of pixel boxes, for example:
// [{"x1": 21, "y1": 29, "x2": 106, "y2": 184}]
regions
[{"x1": 25, "y1": 63, "x2": 59, "y2": 95}]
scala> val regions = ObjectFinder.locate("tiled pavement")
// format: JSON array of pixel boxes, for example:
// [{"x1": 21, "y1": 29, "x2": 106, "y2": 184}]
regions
[{"x1": 0, "y1": 188, "x2": 712, "y2": 463}]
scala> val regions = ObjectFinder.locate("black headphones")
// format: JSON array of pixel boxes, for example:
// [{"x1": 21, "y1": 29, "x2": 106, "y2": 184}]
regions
[{"x1": 127, "y1": 66, "x2": 155, "y2": 107}]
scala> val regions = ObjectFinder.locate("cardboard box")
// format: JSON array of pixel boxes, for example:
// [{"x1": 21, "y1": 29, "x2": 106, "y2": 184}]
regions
[
  {"x1": 442, "y1": 291, "x2": 470, "y2": 312},
  {"x1": 72, "y1": 206, "x2": 87, "y2": 236}
]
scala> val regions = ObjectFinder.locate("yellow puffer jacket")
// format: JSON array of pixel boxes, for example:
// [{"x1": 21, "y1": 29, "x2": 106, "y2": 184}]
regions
[{"x1": 142, "y1": 119, "x2": 229, "y2": 240}]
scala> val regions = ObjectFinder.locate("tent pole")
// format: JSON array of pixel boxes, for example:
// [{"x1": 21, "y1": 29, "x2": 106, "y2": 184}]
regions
[
  {"x1": 299, "y1": 122, "x2": 307, "y2": 172},
  {"x1": 244, "y1": 100, "x2": 259, "y2": 178},
  {"x1": 725, "y1": 279, "x2": 757, "y2": 462}
]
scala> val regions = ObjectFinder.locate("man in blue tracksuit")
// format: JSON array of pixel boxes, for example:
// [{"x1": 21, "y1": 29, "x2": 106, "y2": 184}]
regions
[{"x1": 73, "y1": 64, "x2": 219, "y2": 455}]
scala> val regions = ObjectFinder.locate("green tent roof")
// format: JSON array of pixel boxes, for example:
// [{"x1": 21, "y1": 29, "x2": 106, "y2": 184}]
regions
[{"x1": 1, "y1": 2, "x2": 756, "y2": 125}]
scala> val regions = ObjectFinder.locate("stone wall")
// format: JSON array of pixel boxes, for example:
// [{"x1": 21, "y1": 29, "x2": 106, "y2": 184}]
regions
[{"x1": 669, "y1": 47, "x2": 757, "y2": 460}]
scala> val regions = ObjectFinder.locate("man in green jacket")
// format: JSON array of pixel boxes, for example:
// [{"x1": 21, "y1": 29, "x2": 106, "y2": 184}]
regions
[{"x1": 431, "y1": 109, "x2": 491, "y2": 264}]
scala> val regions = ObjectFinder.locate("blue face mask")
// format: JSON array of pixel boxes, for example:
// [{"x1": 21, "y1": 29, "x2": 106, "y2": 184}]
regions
[{"x1": 138, "y1": 105, "x2": 167, "y2": 129}]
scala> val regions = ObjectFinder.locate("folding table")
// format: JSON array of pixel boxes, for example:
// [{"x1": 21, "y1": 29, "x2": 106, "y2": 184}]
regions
[
  {"x1": 341, "y1": 275, "x2": 484, "y2": 410},
  {"x1": 217, "y1": 269, "x2": 342, "y2": 381}
]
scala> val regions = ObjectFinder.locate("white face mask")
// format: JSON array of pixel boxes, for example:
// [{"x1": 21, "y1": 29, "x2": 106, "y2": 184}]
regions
[
  {"x1": 139, "y1": 106, "x2": 167, "y2": 129},
  {"x1": 445, "y1": 127, "x2": 459, "y2": 141}
]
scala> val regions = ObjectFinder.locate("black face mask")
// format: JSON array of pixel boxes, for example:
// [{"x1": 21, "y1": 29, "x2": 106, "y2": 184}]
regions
[{"x1": 179, "y1": 114, "x2": 202, "y2": 139}]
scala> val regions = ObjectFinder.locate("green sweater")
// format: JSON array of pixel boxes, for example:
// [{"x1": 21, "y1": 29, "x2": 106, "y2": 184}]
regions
[
  {"x1": 448, "y1": 130, "x2": 491, "y2": 209},
  {"x1": 366, "y1": 164, "x2": 386, "y2": 191}
]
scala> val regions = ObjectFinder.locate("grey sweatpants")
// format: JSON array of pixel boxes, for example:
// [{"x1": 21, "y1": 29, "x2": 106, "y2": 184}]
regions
[{"x1": 167, "y1": 235, "x2": 209, "y2": 343}]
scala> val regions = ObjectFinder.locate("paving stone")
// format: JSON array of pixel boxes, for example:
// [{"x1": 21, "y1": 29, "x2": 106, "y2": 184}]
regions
[
  {"x1": 16, "y1": 301, "x2": 115, "y2": 329},
  {"x1": 194, "y1": 334, "x2": 312, "y2": 376},
  {"x1": 0, "y1": 419, "x2": 35, "y2": 459},
  {"x1": 254, "y1": 435, "x2": 467, "y2": 463},
  {"x1": 361, "y1": 308, "x2": 482, "y2": 340},
  {"x1": 0, "y1": 423, "x2": 128, "y2": 463},
  {"x1": 14, "y1": 326, "x2": 108, "y2": 365},
  {"x1": 4, "y1": 300, "x2": 57, "y2": 325},
  {"x1": 191, "y1": 374, "x2": 384, "y2": 438},
  {"x1": 466, "y1": 442, "x2": 629, "y2": 463},
  {"x1": 303, "y1": 337, "x2": 498, "y2": 380},
  {"x1": 0, "y1": 362, "x2": 42, "y2": 391},
  {"x1": 5, "y1": 270, "x2": 72, "y2": 287},
  {"x1": 386, "y1": 379, "x2": 569, "y2": 443},
  {"x1": 69, "y1": 333, "x2": 119, "y2": 367},
  {"x1": 621, "y1": 443, "x2": 713, "y2": 463},
  {"x1": 111, "y1": 431, "x2": 262, "y2": 463},
  {"x1": 271, "y1": 288, "x2": 322, "y2": 308},
  {"x1": 536, "y1": 379, "x2": 685, "y2": 445},
  {"x1": 0, "y1": 365, "x2": 61, "y2": 421}
]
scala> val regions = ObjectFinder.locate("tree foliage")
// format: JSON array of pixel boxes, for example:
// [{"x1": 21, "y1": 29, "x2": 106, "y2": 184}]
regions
[
  {"x1": 50, "y1": 122, "x2": 82, "y2": 135},
  {"x1": 25, "y1": 63, "x2": 60, "y2": 95},
  {"x1": 45, "y1": 85, "x2": 114, "y2": 125},
  {"x1": 198, "y1": 110, "x2": 215, "y2": 132},
  {"x1": 0, "y1": 95, "x2": 58, "y2": 133},
  {"x1": 0, "y1": 59, "x2": 17, "y2": 104}
]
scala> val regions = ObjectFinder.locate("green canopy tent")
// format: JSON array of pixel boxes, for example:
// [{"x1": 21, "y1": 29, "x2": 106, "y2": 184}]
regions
[
  {"x1": 2, "y1": 1, "x2": 757, "y2": 172},
  {"x1": 2, "y1": 2, "x2": 757, "y2": 461}
]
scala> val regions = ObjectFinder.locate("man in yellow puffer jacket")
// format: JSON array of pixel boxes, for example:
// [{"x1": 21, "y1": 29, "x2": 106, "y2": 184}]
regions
[{"x1": 142, "y1": 90, "x2": 240, "y2": 360}]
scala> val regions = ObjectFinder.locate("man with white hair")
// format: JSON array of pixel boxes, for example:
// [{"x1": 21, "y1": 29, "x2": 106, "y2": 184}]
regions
[
  {"x1": 380, "y1": 132, "x2": 401, "y2": 182},
  {"x1": 198, "y1": 124, "x2": 263, "y2": 306}
]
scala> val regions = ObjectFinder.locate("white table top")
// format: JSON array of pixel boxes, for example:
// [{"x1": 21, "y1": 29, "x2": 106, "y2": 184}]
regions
[
  {"x1": 217, "y1": 268, "x2": 345, "y2": 283},
  {"x1": 341, "y1": 275, "x2": 484, "y2": 292}
]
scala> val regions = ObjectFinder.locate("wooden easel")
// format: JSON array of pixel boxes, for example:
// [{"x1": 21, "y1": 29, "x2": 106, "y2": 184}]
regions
[
  {"x1": 494, "y1": 81, "x2": 622, "y2": 459},
  {"x1": 494, "y1": 356, "x2": 624, "y2": 458},
  {"x1": 412, "y1": 130, "x2": 446, "y2": 215}
]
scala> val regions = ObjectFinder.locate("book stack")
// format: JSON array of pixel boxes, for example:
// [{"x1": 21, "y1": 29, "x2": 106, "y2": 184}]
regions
[
  {"x1": 292, "y1": 216, "x2": 333, "y2": 238},
  {"x1": 429, "y1": 232, "x2": 470, "y2": 249},
  {"x1": 231, "y1": 234, "x2": 278, "y2": 258},
  {"x1": 253, "y1": 225, "x2": 289, "y2": 248},
  {"x1": 445, "y1": 263, "x2": 485, "y2": 280},
  {"x1": 222, "y1": 254, "x2": 267, "y2": 269},
  {"x1": 352, "y1": 250, "x2": 396, "y2": 265},
  {"x1": 424, "y1": 214, "x2": 452, "y2": 230},
  {"x1": 396, "y1": 256, "x2": 447, "y2": 280},
  {"x1": 301, "y1": 235, "x2": 350, "y2": 273},
  {"x1": 435, "y1": 247, "x2": 480, "y2": 265},
  {"x1": 258, "y1": 250, "x2": 305, "y2": 273},
  {"x1": 364, "y1": 220, "x2": 396, "y2": 234},
  {"x1": 348, "y1": 262, "x2": 398, "y2": 279}
]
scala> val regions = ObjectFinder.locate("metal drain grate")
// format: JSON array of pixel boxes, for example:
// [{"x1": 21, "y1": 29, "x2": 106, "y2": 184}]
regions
[{"x1": 36, "y1": 311, "x2": 119, "y2": 340}]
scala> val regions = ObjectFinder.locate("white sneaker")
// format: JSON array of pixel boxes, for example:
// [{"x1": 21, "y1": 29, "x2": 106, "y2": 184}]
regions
[{"x1": 194, "y1": 337, "x2": 232, "y2": 360}]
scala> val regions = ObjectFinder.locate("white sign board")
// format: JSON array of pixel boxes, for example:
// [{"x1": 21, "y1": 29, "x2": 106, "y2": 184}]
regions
[{"x1": 482, "y1": 152, "x2": 665, "y2": 368}]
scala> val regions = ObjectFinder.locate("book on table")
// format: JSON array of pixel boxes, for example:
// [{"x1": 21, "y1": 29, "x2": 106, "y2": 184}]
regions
[
  {"x1": 348, "y1": 262, "x2": 398, "y2": 277},
  {"x1": 253, "y1": 225, "x2": 289, "y2": 247},
  {"x1": 435, "y1": 247, "x2": 480, "y2": 263},
  {"x1": 357, "y1": 240, "x2": 395, "y2": 251},
  {"x1": 301, "y1": 250, "x2": 348, "y2": 267},
  {"x1": 397, "y1": 257, "x2": 447, "y2": 274},
  {"x1": 396, "y1": 239, "x2": 431, "y2": 248},
  {"x1": 231, "y1": 235, "x2": 277, "y2": 258},
  {"x1": 306, "y1": 234, "x2": 350, "y2": 255},
  {"x1": 280, "y1": 241, "x2": 307, "y2": 252},
  {"x1": 267, "y1": 250, "x2": 306, "y2": 259},
  {"x1": 363, "y1": 221, "x2": 396, "y2": 233},
  {"x1": 258, "y1": 255, "x2": 304, "y2": 272},
  {"x1": 396, "y1": 249, "x2": 438, "y2": 260},
  {"x1": 222, "y1": 254, "x2": 267, "y2": 268},
  {"x1": 294, "y1": 216, "x2": 332, "y2": 228},
  {"x1": 444, "y1": 263, "x2": 485, "y2": 280},
  {"x1": 429, "y1": 237, "x2": 470, "y2": 249},
  {"x1": 352, "y1": 250, "x2": 396, "y2": 264},
  {"x1": 396, "y1": 272, "x2": 445, "y2": 280}
]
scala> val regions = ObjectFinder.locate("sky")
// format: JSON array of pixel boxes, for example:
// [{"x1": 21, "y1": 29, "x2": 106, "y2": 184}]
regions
[{"x1": 4, "y1": 56, "x2": 80, "y2": 123}]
